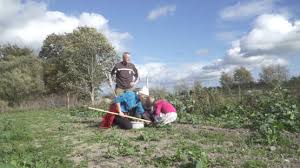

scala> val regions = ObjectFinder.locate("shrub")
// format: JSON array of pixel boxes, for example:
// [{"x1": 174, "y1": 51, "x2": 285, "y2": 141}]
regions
[
  {"x1": 218, "y1": 104, "x2": 249, "y2": 128},
  {"x1": 168, "y1": 87, "x2": 229, "y2": 116},
  {"x1": 247, "y1": 87, "x2": 299, "y2": 144},
  {"x1": 0, "y1": 100, "x2": 10, "y2": 113}
]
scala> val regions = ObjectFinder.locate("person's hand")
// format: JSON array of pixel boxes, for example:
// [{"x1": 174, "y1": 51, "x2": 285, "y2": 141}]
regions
[
  {"x1": 119, "y1": 111, "x2": 125, "y2": 117},
  {"x1": 154, "y1": 116, "x2": 162, "y2": 123}
]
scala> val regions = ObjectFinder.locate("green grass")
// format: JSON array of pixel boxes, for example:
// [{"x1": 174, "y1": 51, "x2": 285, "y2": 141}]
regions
[
  {"x1": 0, "y1": 108, "x2": 74, "y2": 167},
  {"x1": 0, "y1": 108, "x2": 299, "y2": 167}
]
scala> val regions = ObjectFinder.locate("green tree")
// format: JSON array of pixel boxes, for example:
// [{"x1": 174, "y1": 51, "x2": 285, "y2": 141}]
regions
[
  {"x1": 40, "y1": 27, "x2": 118, "y2": 105},
  {"x1": 0, "y1": 45, "x2": 44, "y2": 106},
  {"x1": 40, "y1": 33, "x2": 68, "y2": 94},
  {"x1": 286, "y1": 76, "x2": 300, "y2": 88},
  {"x1": 174, "y1": 80, "x2": 190, "y2": 95},
  {"x1": 220, "y1": 72, "x2": 234, "y2": 88},
  {"x1": 233, "y1": 67, "x2": 253, "y2": 85},
  {"x1": 259, "y1": 65, "x2": 289, "y2": 85}
]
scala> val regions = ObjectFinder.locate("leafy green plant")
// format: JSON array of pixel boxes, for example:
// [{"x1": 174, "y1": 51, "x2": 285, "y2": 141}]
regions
[
  {"x1": 104, "y1": 133, "x2": 139, "y2": 157},
  {"x1": 154, "y1": 145, "x2": 209, "y2": 168},
  {"x1": 218, "y1": 104, "x2": 248, "y2": 128},
  {"x1": 136, "y1": 132, "x2": 159, "y2": 142},
  {"x1": 177, "y1": 112, "x2": 202, "y2": 124},
  {"x1": 247, "y1": 87, "x2": 299, "y2": 144},
  {"x1": 242, "y1": 159, "x2": 268, "y2": 168}
]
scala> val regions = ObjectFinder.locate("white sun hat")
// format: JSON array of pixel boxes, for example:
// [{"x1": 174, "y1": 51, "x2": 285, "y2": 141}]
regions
[{"x1": 138, "y1": 86, "x2": 149, "y2": 96}]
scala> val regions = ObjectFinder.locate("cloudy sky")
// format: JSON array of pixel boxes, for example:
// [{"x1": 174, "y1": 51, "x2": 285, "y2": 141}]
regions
[{"x1": 0, "y1": 0, "x2": 300, "y2": 88}]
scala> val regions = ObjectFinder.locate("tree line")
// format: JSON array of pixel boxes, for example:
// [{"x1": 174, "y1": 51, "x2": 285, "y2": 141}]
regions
[
  {"x1": 0, "y1": 27, "x2": 118, "y2": 108},
  {"x1": 219, "y1": 65, "x2": 292, "y2": 88}
]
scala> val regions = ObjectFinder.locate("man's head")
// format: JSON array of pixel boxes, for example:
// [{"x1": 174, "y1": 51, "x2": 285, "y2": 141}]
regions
[
  {"x1": 145, "y1": 96, "x2": 155, "y2": 108},
  {"x1": 122, "y1": 52, "x2": 131, "y2": 64}
]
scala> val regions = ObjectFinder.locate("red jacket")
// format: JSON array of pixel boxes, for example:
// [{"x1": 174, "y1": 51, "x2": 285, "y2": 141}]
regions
[{"x1": 154, "y1": 99, "x2": 176, "y2": 116}]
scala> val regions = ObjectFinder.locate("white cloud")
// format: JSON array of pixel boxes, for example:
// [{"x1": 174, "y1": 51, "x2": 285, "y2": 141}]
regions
[
  {"x1": 136, "y1": 61, "x2": 221, "y2": 88},
  {"x1": 137, "y1": 62, "x2": 167, "y2": 82},
  {"x1": 204, "y1": 14, "x2": 299, "y2": 73},
  {"x1": 220, "y1": 0, "x2": 275, "y2": 21},
  {"x1": 138, "y1": 13, "x2": 300, "y2": 87},
  {"x1": 240, "y1": 14, "x2": 300, "y2": 56},
  {"x1": 195, "y1": 49, "x2": 209, "y2": 56},
  {"x1": 139, "y1": 13, "x2": 299, "y2": 87},
  {"x1": 147, "y1": 4, "x2": 176, "y2": 21},
  {"x1": 0, "y1": 0, "x2": 132, "y2": 52}
]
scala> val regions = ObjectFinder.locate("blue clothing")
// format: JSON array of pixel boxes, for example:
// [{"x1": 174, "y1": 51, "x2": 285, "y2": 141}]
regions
[{"x1": 114, "y1": 91, "x2": 144, "y2": 114}]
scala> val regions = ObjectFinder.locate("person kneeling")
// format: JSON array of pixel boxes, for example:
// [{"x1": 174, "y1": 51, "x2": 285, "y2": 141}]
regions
[
  {"x1": 153, "y1": 99, "x2": 177, "y2": 125},
  {"x1": 99, "y1": 91, "x2": 145, "y2": 129}
]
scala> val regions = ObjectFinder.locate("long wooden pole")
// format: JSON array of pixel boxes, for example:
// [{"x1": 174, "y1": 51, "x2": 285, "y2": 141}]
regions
[{"x1": 88, "y1": 107, "x2": 152, "y2": 123}]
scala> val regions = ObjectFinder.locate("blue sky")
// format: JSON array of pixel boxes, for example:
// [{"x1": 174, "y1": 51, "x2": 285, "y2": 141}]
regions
[
  {"x1": 47, "y1": 0, "x2": 232, "y2": 64},
  {"x1": 0, "y1": 0, "x2": 300, "y2": 88}
]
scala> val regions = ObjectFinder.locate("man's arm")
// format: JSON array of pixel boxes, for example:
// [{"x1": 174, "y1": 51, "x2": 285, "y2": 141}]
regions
[
  {"x1": 135, "y1": 101, "x2": 145, "y2": 114},
  {"x1": 111, "y1": 64, "x2": 117, "y2": 77},
  {"x1": 115, "y1": 103, "x2": 124, "y2": 117},
  {"x1": 114, "y1": 94, "x2": 125, "y2": 116},
  {"x1": 132, "y1": 64, "x2": 139, "y2": 85}
]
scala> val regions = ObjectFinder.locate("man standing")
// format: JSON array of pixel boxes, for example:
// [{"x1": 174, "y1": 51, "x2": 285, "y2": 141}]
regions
[{"x1": 111, "y1": 52, "x2": 139, "y2": 95}]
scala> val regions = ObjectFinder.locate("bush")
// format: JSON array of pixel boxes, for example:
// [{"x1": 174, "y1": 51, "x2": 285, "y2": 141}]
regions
[
  {"x1": 215, "y1": 87, "x2": 299, "y2": 144},
  {"x1": 164, "y1": 83, "x2": 299, "y2": 144},
  {"x1": 218, "y1": 104, "x2": 249, "y2": 128},
  {"x1": 177, "y1": 112, "x2": 202, "y2": 124},
  {"x1": 167, "y1": 87, "x2": 229, "y2": 116},
  {"x1": 0, "y1": 100, "x2": 10, "y2": 113},
  {"x1": 247, "y1": 87, "x2": 299, "y2": 144}
]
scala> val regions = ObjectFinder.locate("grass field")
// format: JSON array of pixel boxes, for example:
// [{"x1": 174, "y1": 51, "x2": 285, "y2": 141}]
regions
[{"x1": 0, "y1": 108, "x2": 299, "y2": 168}]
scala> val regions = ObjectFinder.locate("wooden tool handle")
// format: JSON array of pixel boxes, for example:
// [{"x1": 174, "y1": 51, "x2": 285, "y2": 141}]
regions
[{"x1": 88, "y1": 107, "x2": 151, "y2": 123}]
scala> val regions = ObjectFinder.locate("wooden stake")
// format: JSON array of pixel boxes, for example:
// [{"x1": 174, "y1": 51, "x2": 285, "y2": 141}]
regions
[{"x1": 88, "y1": 107, "x2": 151, "y2": 123}]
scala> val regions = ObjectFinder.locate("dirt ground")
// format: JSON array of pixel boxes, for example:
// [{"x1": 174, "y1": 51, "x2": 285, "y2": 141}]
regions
[{"x1": 66, "y1": 118, "x2": 300, "y2": 168}]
